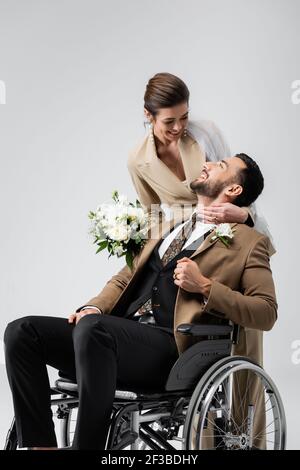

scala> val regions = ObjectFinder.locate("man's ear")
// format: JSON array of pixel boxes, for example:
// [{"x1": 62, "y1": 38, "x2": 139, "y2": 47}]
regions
[{"x1": 225, "y1": 184, "x2": 243, "y2": 198}]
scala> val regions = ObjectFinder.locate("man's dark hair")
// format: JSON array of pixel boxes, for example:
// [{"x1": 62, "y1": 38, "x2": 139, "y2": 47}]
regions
[{"x1": 234, "y1": 153, "x2": 264, "y2": 207}]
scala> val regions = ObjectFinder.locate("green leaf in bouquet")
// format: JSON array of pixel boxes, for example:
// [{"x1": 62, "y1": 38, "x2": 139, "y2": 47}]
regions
[
  {"x1": 100, "y1": 239, "x2": 108, "y2": 248},
  {"x1": 112, "y1": 190, "x2": 119, "y2": 202},
  {"x1": 95, "y1": 240, "x2": 108, "y2": 253},
  {"x1": 88, "y1": 211, "x2": 96, "y2": 219},
  {"x1": 96, "y1": 246, "x2": 103, "y2": 254},
  {"x1": 125, "y1": 251, "x2": 134, "y2": 270}
]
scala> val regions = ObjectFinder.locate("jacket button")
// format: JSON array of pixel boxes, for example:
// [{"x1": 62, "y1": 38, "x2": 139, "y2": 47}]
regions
[{"x1": 152, "y1": 286, "x2": 158, "y2": 292}]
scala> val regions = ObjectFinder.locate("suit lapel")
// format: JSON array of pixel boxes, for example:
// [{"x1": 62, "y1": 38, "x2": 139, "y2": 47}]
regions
[
  {"x1": 178, "y1": 135, "x2": 205, "y2": 185},
  {"x1": 189, "y1": 223, "x2": 238, "y2": 260}
]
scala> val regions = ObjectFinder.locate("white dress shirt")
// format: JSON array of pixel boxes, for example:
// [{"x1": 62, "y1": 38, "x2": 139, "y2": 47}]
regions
[
  {"x1": 80, "y1": 305, "x2": 102, "y2": 313},
  {"x1": 158, "y1": 211, "x2": 214, "y2": 258}
]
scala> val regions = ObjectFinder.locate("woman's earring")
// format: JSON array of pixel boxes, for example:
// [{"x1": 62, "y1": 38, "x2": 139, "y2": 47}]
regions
[
  {"x1": 183, "y1": 128, "x2": 187, "y2": 137},
  {"x1": 149, "y1": 122, "x2": 155, "y2": 145}
]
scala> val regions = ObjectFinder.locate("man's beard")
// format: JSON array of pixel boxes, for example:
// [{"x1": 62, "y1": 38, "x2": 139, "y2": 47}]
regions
[{"x1": 190, "y1": 179, "x2": 228, "y2": 198}]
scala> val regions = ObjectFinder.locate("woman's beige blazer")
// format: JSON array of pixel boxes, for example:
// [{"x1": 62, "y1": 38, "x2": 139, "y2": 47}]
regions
[{"x1": 127, "y1": 132, "x2": 203, "y2": 217}]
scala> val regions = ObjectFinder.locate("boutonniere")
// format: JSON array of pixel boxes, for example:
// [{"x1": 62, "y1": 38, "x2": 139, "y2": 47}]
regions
[{"x1": 210, "y1": 223, "x2": 235, "y2": 248}]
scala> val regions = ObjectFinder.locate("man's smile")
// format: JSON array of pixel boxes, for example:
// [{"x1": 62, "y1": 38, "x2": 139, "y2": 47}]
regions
[{"x1": 199, "y1": 169, "x2": 209, "y2": 181}]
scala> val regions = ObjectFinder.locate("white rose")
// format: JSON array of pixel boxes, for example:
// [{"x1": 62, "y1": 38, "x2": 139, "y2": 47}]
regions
[
  {"x1": 105, "y1": 223, "x2": 129, "y2": 242},
  {"x1": 215, "y1": 223, "x2": 234, "y2": 239}
]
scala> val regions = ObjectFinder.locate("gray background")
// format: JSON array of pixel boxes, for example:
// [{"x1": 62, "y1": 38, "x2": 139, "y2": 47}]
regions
[{"x1": 0, "y1": 0, "x2": 299, "y2": 449}]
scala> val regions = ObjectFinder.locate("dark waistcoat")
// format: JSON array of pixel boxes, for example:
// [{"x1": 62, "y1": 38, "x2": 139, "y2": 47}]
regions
[{"x1": 123, "y1": 234, "x2": 207, "y2": 332}]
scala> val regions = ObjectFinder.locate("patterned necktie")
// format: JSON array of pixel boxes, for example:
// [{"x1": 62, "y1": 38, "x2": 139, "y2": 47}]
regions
[
  {"x1": 161, "y1": 211, "x2": 198, "y2": 267},
  {"x1": 137, "y1": 212, "x2": 198, "y2": 316}
]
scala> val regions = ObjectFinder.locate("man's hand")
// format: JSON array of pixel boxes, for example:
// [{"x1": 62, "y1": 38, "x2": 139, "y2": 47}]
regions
[
  {"x1": 197, "y1": 203, "x2": 248, "y2": 224},
  {"x1": 173, "y1": 257, "x2": 212, "y2": 297},
  {"x1": 68, "y1": 307, "x2": 102, "y2": 325}
]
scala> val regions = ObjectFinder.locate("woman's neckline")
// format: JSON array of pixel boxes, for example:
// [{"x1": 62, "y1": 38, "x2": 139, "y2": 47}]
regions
[{"x1": 153, "y1": 136, "x2": 188, "y2": 183}]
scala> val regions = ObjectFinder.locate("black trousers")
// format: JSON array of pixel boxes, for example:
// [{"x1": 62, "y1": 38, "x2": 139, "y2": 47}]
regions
[{"x1": 4, "y1": 313, "x2": 178, "y2": 449}]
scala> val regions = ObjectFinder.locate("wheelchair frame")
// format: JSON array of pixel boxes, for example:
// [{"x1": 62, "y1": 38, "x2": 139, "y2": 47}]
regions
[{"x1": 4, "y1": 322, "x2": 287, "y2": 451}]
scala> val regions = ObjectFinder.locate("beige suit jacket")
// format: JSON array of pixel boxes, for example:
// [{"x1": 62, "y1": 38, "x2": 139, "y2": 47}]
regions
[{"x1": 79, "y1": 218, "x2": 277, "y2": 367}]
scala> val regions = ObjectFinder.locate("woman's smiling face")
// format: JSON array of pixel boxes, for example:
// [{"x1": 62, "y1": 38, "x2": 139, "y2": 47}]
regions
[{"x1": 145, "y1": 101, "x2": 189, "y2": 144}]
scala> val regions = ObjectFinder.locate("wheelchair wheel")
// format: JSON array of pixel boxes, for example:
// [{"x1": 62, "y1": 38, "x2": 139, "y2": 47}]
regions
[{"x1": 183, "y1": 356, "x2": 286, "y2": 450}]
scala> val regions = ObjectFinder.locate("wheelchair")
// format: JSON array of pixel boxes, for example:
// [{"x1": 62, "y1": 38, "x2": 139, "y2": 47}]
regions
[{"x1": 4, "y1": 322, "x2": 286, "y2": 450}]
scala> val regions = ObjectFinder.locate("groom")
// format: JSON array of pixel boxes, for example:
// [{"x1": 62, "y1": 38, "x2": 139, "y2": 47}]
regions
[{"x1": 4, "y1": 153, "x2": 277, "y2": 450}]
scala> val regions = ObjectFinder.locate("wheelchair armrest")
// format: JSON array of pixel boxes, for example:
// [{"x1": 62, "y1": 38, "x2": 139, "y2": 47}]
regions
[{"x1": 176, "y1": 323, "x2": 233, "y2": 337}]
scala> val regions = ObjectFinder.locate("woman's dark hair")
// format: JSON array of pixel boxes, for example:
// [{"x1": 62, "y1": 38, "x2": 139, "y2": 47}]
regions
[
  {"x1": 234, "y1": 153, "x2": 264, "y2": 207},
  {"x1": 144, "y1": 73, "x2": 190, "y2": 116}
]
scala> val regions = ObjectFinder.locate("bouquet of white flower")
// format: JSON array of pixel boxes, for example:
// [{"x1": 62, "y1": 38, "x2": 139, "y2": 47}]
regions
[{"x1": 88, "y1": 190, "x2": 150, "y2": 269}]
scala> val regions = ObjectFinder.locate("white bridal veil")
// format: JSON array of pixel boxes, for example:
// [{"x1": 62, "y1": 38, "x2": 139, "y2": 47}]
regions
[{"x1": 187, "y1": 119, "x2": 231, "y2": 163}]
